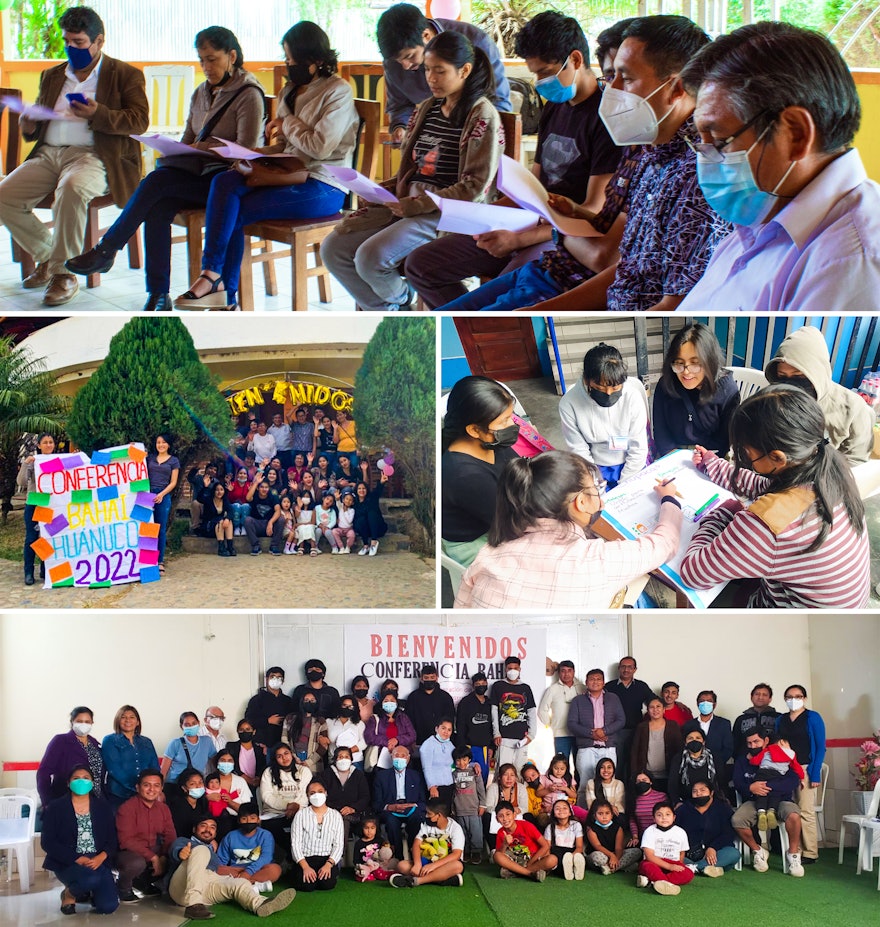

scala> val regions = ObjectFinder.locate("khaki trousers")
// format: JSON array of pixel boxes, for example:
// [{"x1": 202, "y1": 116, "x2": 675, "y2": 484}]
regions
[
  {"x1": 795, "y1": 783, "x2": 818, "y2": 858},
  {"x1": 0, "y1": 145, "x2": 108, "y2": 275},
  {"x1": 168, "y1": 845, "x2": 262, "y2": 913}
]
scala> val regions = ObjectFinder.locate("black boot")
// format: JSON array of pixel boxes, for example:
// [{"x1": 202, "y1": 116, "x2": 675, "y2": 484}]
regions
[
  {"x1": 226, "y1": 538, "x2": 237, "y2": 557},
  {"x1": 24, "y1": 572, "x2": 34, "y2": 586},
  {"x1": 217, "y1": 541, "x2": 230, "y2": 557},
  {"x1": 144, "y1": 293, "x2": 172, "y2": 311}
]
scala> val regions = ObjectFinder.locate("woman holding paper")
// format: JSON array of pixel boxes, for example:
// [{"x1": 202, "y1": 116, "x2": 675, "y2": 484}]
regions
[
  {"x1": 455, "y1": 450, "x2": 682, "y2": 609},
  {"x1": 66, "y1": 26, "x2": 265, "y2": 310},
  {"x1": 146, "y1": 434, "x2": 179, "y2": 573},
  {"x1": 19, "y1": 431, "x2": 56, "y2": 586},
  {"x1": 321, "y1": 31, "x2": 502, "y2": 311},
  {"x1": 681, "y1": 385, "x2": 870, "y2": 608}
]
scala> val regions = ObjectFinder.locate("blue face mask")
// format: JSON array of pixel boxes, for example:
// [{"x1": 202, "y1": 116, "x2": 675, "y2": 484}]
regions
[
  {"x1": 66, "y1": 43, "x2": 95, "y2": 71},
  {"x1": 183, "y1": 726, "x2": 200, "y2": 738},
  {"x1": 696, "y1": 129, "x2": 796, "y2": 227},
  {"x1": 70, "y1": 778, "x2": 94, "y2": 796},
  {"x1": 392, "y1": 757, "x2": 407, "y2": 771},
  {"x1": 189, "y1": 787, "x2": 206, "y2": 799},
  {"x1": 595, "y1": 819, "x2": 613, "y2": 829},
  {"x1": 535, "y1": 56, "x2": 577, "y2": 104},
  {"x1": 217, "y1": 762, "x2": 234, "y2": 775},
  {"x1": 697, "y1": 701, "x2": 714, "y2": 716}
]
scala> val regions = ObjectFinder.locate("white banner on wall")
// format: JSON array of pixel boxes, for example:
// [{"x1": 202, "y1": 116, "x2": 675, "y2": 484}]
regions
[{"x1": 344, "y1": 625, "x2": 548, "y2": 704}]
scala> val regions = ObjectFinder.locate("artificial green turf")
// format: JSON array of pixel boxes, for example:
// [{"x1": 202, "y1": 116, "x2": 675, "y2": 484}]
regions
[{"x1": 179, "y1": 850, "x2": 877, "y2": 927}]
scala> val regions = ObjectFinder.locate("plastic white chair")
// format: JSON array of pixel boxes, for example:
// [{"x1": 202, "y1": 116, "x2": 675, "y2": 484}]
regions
[
  {"x1": 142, "y1": 65, "x2": 196, "y2": 170},
  {"x1": 0, "y1": 793, "x2": 37, "y2": 892},
  {"x1": 814, "y1": 762, "x2": 829, "y2": 844},
  {"x1": 857, "y1": 818, "x2": 880, "y2": 889},
  {"x1": 838, "y1": 778, "x2": 880, "y2": 870},
  {"x1": 725, "y1": 366, "x2": 768, "y2": 401}
]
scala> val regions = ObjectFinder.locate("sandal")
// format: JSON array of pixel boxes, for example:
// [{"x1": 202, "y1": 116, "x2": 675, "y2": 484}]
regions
[
  {"x1": 158, "y1": 563, "x2": 166, "y2": 575},
  {"x1": 174, "y1": 273, "x2": 227, "y2": 309}
]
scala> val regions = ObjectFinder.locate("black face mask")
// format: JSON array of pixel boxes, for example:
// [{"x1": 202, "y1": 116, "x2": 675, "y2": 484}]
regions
[
  {"x1": 306, "y1": 670, "x2": 324, "y2": 682},
  {"x1": 747, "y1": 746, "x2": 763, "y2": 757},
  {"x1": 777, "y1": 374, "x2": 816, "y2": 397},
  {"x1": 589, "y1": 386, "x2": 623, "y2": 407},
  {"x1": 239, "y1": 822, "x2": 258, "y2": 834},
  {"x1": 421, "y1": 681, "x2": 437, "y2": 692},
  {"x1": 473, "y1": 684, "x2": 488, "y2": 696},
  {"x1": 692, "y1": 795, "x2": 711, "y2": 807},
  {"x1": 656, "y1": 822, "x2": 675, "y2": 832},
  {"x1": 339, "y1": 707, "x2": 356, "y2": 719},
  {"x1": 635, "y1": 781, "x2": 652, "y2": 795},
  {"x1": 353, "y1": 688, "x2": 369, "y2": 699},
  {"x1": 526, "y1": 779, "x2": 540, "y2": 789},
  {"x1": 238, "y1": 731, "x2": 254, "y2": 744},
  {"x1": 286, "y1": 62, "x2": 313, "y2": 87},
  {"x1": 480, "y1": 423, "x2": 520, "y2": 449},
  {"x1": 686, "y1": 741, "x2": 703, "y2": 755},
  {"x1": 302, "y1": 703, "x2": 317, "y2": 715}
]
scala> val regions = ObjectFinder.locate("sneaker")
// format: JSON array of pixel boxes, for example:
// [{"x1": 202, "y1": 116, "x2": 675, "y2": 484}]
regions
[
  {"x1": 442, "y1": 874, "x2": 463, "y2": 886},
  {"x1": 331, "y1": 548, "x2": 341, "y2": 554},
  {"x1": 787, "y1": 853, "x2": 804, "y2": 877},
  {"x1": 802, "y1": 857, "x2": 817, "y2": 866},
  {"x1": 653, "y1": 880, "x2": 680, "y2": 896},
  {"x1": 766, "y1": 808, "x2": 778, "y2": 830},
  {"x1": 562, "y1": 853, "x2": 574, "y2": 880},
  {"x1": 256, "y1": 888, "x2": 296, "y2": 917},
  {"x1": 252, "y1": 881, "x2": 272, "y2": 893},
  {"x1": 342, "y1": 546, "x2": 350, "y2": 554},
  {"x1": 251, "y1": 545, "x2": 261, "y2": 556},
  {"x1": 389, "y1": 873, "x2": 415, "y2": 888},
  {"x1": 752, "y1": 847, "x2": 769, "y2": 873},
  {"x1": 600, "y1": 864, "x2": 612, "y2": 876},
  {"x1": 119, "y1": 891, "x2": 140, "y2": 905},
  {"x1": 184, "y1": 904, "x2": 215, "y2": 920},
  {"x1": 573, "y1": 854, "x2": 586, "y2": 880},
  {"x1": 534, "y1": 870, "x2": 546, "y2": 883},
  {"x1": 469, "y1": 853, "x2": 482, "y2": 865},
  {"x1": 270, "y1": 546, "x2": 282, "y2": 556},
  {"x1": 284, "y1": 544, "x2": 295, "y2": 555},
  {"x1": 358, "y1": 545, "x2": 369, "y2": 556},
  {"x1": 138, "y1": 883, "x2": 162, "y2": 897},
  {"x1": 369, "y1": 541, "x2": 379, "y2": 556},
  {"x1": 499, "y1": 868, "x2": 515, "y2": 879},
  {"x1": 701, "y1": 866, "x2": 724, "y2": 878},
  {"x1": 757, "y1": 810, "x2": 768, "y2": 832},
  {"x1": 636, "y1": 875, "x2": 649, "y2": 888}
]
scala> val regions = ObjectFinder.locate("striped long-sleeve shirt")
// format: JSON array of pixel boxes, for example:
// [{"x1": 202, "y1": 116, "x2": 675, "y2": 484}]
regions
[
  {"x1": 679, "y1": 456, "x2": 869, "y2": 608},
  {"x1": 290, "y1": 806, "x2": 345, "y2": 864}
]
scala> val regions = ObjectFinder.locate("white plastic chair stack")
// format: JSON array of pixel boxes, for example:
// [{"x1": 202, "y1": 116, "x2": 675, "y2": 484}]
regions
[
  {"x1": 814, "y1": 762, "x2": 829, "y2": 844},
  {"x1": 724, "y1": 366, "x2": 768, "y2": 401},
  {"x1": 0, "y1": 793, "x2": 37, "y2": 892},
  {"x1": 838, "y1": 777, "x2": 880, "y2": 873},
  {"x1": 142, "y1": 65, "x2": 196, "y2": 171}
]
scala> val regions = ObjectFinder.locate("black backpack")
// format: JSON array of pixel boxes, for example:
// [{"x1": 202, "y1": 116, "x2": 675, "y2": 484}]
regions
[{"x1": 507, "y1": 77, "x2": 543, "y2": 135}]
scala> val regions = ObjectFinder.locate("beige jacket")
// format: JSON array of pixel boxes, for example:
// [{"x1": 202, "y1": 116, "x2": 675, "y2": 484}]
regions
[{"x1": 181, "y1": 68, "x2": 264, "y2": 149}]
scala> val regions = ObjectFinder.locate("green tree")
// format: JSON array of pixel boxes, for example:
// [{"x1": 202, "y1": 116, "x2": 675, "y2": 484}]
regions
[
  {"x1": 354, "y1": 318, "x2": 435, "y2": 550},
  {"x1": 13, "y1": 1, "x2": 69, "y2": 60},
  {"x1": 66, "y1": 318, "x2": 232, "y2": 486},
  {"x1": 0, "y1": 335, "x2": 69, "y2": 521}
]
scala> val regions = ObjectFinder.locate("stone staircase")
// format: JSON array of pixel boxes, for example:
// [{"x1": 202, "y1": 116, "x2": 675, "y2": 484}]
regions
[{"x1": 180, "y1": 497, "x2": 414, "y2": 554}]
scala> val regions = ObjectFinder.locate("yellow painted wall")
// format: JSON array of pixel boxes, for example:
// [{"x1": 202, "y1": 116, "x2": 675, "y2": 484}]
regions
[{"x1": 854, "y1": 72, "x2": 880, "y2": 181}]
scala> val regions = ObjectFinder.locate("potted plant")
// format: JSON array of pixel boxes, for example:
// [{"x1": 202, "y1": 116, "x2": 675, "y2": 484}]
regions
[{"x1": 852, "y1": 733, "x2": 880, "y2": 814}]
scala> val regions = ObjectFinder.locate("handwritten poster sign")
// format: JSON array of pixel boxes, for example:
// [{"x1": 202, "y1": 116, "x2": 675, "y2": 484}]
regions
[
  {"x1": 30, "y1": 443, "x2": 161, "y2": 588},
  {"x1": 344, "y1": 625, "x2": 547, "y2": 704}
]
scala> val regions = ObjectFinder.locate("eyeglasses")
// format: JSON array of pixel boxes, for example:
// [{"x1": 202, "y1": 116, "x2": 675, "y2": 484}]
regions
[
  {"x1": 671, "y1": 362, "x2": 703, "y2": 374},
  {"x1": 685, "y1": 110, "x2": 771, "y2": 163}
]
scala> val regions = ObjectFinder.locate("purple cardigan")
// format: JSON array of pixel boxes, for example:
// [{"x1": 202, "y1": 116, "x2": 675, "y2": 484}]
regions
[
  {"x1": 363, "y1": 711, "x2": 416, "y2": 749},
  {"x1": 38, "y1": 731, "x2": 103, "y2": 807}
]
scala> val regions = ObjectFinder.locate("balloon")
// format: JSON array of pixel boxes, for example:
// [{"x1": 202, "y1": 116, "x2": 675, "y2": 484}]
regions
[
  {"x1": 384, "y1": 464, "x2": 395, "y2": 476},
  {"x1": 431, "y1": 0, "x2": 461, "y2": 19},
  {"x1": 385, "y1": 451, "x2": 395, "y2": 464},
  {"x1": 376, "y1": 459, "x2": 386, "y2": 470}
]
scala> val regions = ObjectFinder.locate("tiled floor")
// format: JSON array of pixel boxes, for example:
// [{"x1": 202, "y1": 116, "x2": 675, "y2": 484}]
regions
[{"x1": 0, "y1": 206, "x2": 357, "y2": 312}]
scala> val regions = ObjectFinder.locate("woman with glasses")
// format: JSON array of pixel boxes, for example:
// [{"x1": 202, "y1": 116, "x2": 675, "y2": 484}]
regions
[
  {"x1": 455, "y1": 450, "x2": 682, "y2": 609},
  {"x1": 652, "y1": 323, "x2": 739, "y2": 459}
]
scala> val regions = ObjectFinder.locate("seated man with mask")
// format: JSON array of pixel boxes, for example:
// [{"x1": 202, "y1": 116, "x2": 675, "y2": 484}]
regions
[{"x1": 677, "y1": 22, "x2": 880, "y2": 312}]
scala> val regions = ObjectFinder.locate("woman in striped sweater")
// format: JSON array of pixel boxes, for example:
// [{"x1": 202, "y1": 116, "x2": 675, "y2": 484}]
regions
[{"x1": 680, "y1": 385, "x2": 869, "y2": 608}]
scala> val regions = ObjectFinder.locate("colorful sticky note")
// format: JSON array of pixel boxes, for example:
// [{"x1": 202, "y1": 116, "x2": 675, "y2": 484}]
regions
[
  {"x1": 52, "y1": 576, "x2": 75, "y2": 587},
  {"x1": 139, "y1": 565, "x2": 161, "y2": 583},
  {"x1": 30, "y1": 537, "x2": 54, "y2": 560},
  {"x1": 128, "y1": 445, "x2": 147, "y2": 462},
  {"x1": 62, "y1": 453, "x2": 87, "y2": 469},
  {"x1": 90, "y1": 450, "x2": 111, "y2": 465},
  {"x1": 129, "y1": 478, "x2": 150, "y2": 492},
  {"x1": 45, "y1": 514, "x2": 69, "y2": 536},
  {"x1": 88, "y1": 581, "x2": 112, "y2": 588},
  {"x1": 138, "y1": 549, "x2": 160, "y2": 565},
  {"x1": 38, "y1": 457, "x2": 64, "y2": 474},
  {"x1": 26, "y1": 491, "x2": 51, "y2": 506},
  {"x1": 96, "y1": 486, "x2": 119, "y2": 501},
  {"x1": 129, "y1": 504, "x2": 153, "y2": 523},
  {"x1": 136, "y1": 491, "x2": 157, "y2": 507},
  {"x1": 32, "y1": 506, "x2": 55, "y2": 523},
  {"x1": 139, "y1": 522, "x2": 160, "y2": 538},
  {"x1": 49, "y1": 561, "x2": 73, "y2": 583},
  {"x1": 71, "y1": 489, "x2": 93, "y2": 504},
  {"x1": 138, "y1": 536, "x2": 159, "y2": 551},
  {"x1": 110, "y1": 447, "x2": 130, "y2": 460}
]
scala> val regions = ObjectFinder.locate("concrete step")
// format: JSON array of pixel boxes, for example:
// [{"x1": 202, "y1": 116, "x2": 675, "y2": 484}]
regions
[{"x1": 181, "y1": 532, "x2": 411, "y2": 555}]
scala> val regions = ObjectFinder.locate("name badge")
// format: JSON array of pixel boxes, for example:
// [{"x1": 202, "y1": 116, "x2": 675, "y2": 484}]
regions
[{"x1": 608, "y1": 435, "x2": 629, "y2": 451}]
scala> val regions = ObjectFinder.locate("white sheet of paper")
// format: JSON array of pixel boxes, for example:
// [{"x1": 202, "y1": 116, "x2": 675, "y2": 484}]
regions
[
  {"x1": 425, "y1": 191, "x2": 539, "y2": 235},
  {"x1": 210, "y1": 138, "x2": 296, "y2": 160},
  {"x1": 323, "y1": 165, "x2": 399, "y2": 204},
  {"x1": 2, "y1": 96, "x2": 67, "y2": 121},
  {"x1": 130, "y1": 134, "x2": 209, "y2": 157},
  {"x1": 597, "y1": 449, "x2": 735, "y2": 607},
  {"x1": 497, "y1": 154, "x2": 602, "y2": 237}
]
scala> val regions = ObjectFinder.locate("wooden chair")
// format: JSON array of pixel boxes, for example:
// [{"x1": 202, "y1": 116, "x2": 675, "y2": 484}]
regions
[
  {"x1": 6, "y1": 88, "x2": 143, "y2": 287},
  {"x1": 500, "y1": 111, "x2": 522, "y2": 161},
  {"x1": 237, "y1": 98, "x2": 382, "y2": 311}
]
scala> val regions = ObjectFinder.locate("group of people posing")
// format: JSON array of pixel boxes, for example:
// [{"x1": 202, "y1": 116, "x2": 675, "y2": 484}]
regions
[
  {"x1": 3, "y1": 4, "x2": 875, "y2": 310},
  {"x1": 36, "y1": 655, "x2": 824, "y2": 916},
  {"x1": 443, "y1": 322, "x2": 872, "y2": 609}
]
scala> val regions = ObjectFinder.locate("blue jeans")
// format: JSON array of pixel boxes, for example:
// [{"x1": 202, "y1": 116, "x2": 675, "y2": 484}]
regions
[
  {"x1": 101, "y1": 165, "x2": 216, "y2": 294},
  {"x1": 229, "y1": 502, "x2": 250, "y2": 530},
  {"x1": 153, "y1": 494, "x2": 172, "y2": 565},
  {"x1": 23, "y1": 503, "x2": 41, "y2": 578},
  {"x1": 56, "y1": 862, "x2": 119, "y2": 914},
  {"x1": 553, "y1": 736, "x2": 576, "y2": 770},
  {"x1": 693, "y1": 845, "x2": 741, "y2": 871},
  {"x1": 438, "y1": 261, "x2": 562, "y2": 311},
  {"x1": 202, "y1": 171, "x2": 345, "y2": 303}
]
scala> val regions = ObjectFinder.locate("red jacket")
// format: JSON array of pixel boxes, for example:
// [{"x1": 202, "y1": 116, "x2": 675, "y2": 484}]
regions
[{"x1": 116, "y1": 796, "x2": 176, "y2": 861}]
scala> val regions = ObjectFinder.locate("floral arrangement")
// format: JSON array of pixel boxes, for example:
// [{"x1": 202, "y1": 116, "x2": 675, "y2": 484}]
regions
[{"x1": 853, "y1": 733, "x2": 880, "y2": 791}]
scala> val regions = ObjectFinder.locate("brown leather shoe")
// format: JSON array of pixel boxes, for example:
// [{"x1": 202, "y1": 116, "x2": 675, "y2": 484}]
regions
[
  {"x1": 183, "y1": 904, "x2": 215, "y2": 920},
  {"x1": 22, "y1": 262, "x2": 51, "y2": 289},
  {"x1": 43, "y1": 274, "x2": 79, "y2": 306}
]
